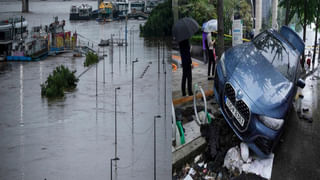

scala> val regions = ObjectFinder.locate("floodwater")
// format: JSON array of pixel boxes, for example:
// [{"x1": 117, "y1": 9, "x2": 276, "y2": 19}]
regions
[{"x1": 0, "y1": 0, "x2": 172, "y2": 180}]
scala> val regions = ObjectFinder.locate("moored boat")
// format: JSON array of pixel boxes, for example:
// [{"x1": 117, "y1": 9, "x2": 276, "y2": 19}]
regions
[
  {"x1": 69, "y1": 4, "x2": 93, "y2": 20},
  {"x1": 0, "y1": 16, "x2": 28, "y2": 61}
]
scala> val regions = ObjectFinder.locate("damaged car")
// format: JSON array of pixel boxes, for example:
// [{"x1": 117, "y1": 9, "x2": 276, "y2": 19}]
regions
[{"x1": 213, "y1": 26, "x2": 305, "y2": 157}]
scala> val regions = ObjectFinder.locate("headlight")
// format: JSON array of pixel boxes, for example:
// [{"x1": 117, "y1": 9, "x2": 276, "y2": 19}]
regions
[
  {"x1": 258, "y1": 116, "x2": 284, "y2": 130},
  {"x1": 219, "y1": 53, "x2": 227, "y2": 78}
]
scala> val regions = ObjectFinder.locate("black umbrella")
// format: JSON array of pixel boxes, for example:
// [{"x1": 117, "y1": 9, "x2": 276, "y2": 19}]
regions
[{"x1": 172, "y1": 17, "x2": 200, "y2": 42}]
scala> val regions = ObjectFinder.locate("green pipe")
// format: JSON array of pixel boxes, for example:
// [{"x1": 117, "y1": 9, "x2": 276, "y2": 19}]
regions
[
  {"x1": 207, "y1": 112, "x2": 212, "y2": 124},
  {"x1": 176, "y1": 121, "x2": 185, "y2": 145}
]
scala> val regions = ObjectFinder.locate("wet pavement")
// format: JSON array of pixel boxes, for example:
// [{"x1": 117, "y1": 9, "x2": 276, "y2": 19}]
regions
[
  {"x1": 272, "y1": 62, "x2": 320, "y2": 180},
  {"x1": 0, "y1": 1, "x2": 171, "y2": 179},
  {"x1": 172, "y1": 50, "x2": 214, "y2": 100}
]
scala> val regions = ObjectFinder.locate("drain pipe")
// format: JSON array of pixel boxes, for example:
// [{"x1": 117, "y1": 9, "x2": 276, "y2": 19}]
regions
[
  {"x1": 172, "y1": 102, "x2": 184, "y2": 147},
  {"x1": 193, "y1": 84, "x2": 208, "y2": 125}
]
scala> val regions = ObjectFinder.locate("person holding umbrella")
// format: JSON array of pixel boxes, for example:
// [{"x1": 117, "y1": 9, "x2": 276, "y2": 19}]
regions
[
  {"x1": 173, "y1": 17, "x2": 199, "y2": 96},
  {"x1": 203, "y1": 19, "x2": 217, "y2": 80}
]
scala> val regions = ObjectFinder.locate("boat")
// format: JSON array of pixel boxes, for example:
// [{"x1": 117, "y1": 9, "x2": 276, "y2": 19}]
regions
[
  {"x1": 113, "y1": 1, "x2": 129, "y2": 20},
  {"x1": 2, "y1": 16, "x2": 78, "y2": 61},
  {"x1": 69, "y1": 4, "x2": 93, "y2": 20},
  {"x1": 0, "y1": 16, "x2": 28, "y2": 61},
  {"x1": 69, "y1": 5, "x2": 79, "y2": 20},
  {"x1": 96, "y1": 1, "x2": 114, "y2": 22},
  {"x1": 7, "y1": 25, "x2": 48, "y2": 61},
  {"x1": 130, "y1": 1, "x2": 145, "y2": 13}
]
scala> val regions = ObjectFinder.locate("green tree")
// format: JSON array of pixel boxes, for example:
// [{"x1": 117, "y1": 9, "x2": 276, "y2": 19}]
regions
[
  {"x1": 280, "y1": 0, "x2": 317, "y2": 68},
  {"x1": 223, "y1": 0, "x2": 253, "y2": 36},
  {"x1": 279, "y1": 0, "x2": 294, "y2": 25},
  {"x1": 217, "y1": 0, "x2": 224, "y2": 58},
  {"x1": 41, "y1": 65, "x2": 78, "y2": 98},
  {"x1": 140, "y1": 0, "x2": 173, "y2": 37},
  {"x1": 179, "y1": 0, "x2": 217, "y2": 26},
  {"x1": 279, "y1": 0, "x2": 316, "y2": 41},
  {"x1": 84, "y1": 51, "x2": 99, "y2": 67}
]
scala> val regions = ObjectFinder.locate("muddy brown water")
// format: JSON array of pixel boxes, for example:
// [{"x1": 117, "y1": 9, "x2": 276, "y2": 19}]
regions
[{"x1": 0, "y1": 1, "x2": 172, "y2": 179}]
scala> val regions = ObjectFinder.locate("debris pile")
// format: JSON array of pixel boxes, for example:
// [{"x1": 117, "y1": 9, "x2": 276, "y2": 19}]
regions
[
  {"x1": 173, "y1": 112, "x2": 271, "y2": 180},
  {"x1": 173, "y1": 116, "x2": 241, "y2": 180}
]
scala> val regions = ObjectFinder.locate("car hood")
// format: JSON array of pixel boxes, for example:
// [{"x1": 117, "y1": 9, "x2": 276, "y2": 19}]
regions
[{"x1": 226, "y1": 44, "x2": 293, "y2": 117}]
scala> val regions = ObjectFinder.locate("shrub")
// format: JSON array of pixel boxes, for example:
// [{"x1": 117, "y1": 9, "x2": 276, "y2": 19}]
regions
[
  {"x1": 190, "y1": 35, "x2": 202, "y2": 45},
  {"x1": 84, "y1": 51, "x2": 99, "y2": 67},
  {"x1": 41, "y1": 65, "x2": 79, "y2": 98}
]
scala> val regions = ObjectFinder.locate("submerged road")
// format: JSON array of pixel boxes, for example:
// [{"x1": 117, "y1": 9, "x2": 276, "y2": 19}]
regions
[{"x1": 0, "y1": 1, "x2": 172, "y2": 178}]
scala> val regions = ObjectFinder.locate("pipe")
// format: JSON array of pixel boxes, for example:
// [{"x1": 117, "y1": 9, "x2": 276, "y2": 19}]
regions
[
  {"x1": 193, "y1": 84, "x2": 208, "y2": 125},
  {"x1": 176, "y1": 121, "x2": 185, "y2": 145}
]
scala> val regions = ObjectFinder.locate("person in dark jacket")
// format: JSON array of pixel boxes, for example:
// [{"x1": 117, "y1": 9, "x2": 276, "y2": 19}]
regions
[{"x1": 179, "y1": 39, "x2": 193, "y2": 96}]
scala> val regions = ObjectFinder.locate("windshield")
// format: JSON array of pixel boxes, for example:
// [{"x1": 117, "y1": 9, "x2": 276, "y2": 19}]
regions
[{"x1": 253, "y1": 32, "x2": 297, "y2": 81}]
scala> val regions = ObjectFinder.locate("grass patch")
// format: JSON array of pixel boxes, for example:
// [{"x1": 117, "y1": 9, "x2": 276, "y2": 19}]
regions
[
  {"x1": 84, "y1": 51, "x2": 99, "y2": 67},
  {"x1": 41, "y1": 65, "x2": 79, "y2": 98}
]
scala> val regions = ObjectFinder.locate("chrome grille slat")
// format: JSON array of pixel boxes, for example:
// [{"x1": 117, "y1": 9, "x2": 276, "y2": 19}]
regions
[{"x1": 223, "y1": 83, "x2": 250, "y2": 132}]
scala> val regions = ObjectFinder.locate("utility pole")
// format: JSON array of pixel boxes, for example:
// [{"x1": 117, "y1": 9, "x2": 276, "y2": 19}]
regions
[
  {"x1": 172, "y1": 0, "x2": 178, "y2": 24},
  {"x1": 110, "y1": 157, "x2": 120, "y2": 180},
  {"x1": 158, "y1": 41, "x2": 160, "y2": 73},
  {"x1": 22, "y1": 0, "x2": 29, "y2": 12},
  {"x1": 132, "y1": 59, "x2": 138, "y2": 134},
  {"x1": 272, "y1": 0, "x2": 278, "y2": 30},
  {"x1": 110, "y1": 34, "x2": 114, "y2": 74},
  {"x1": 153, "y1": 115, "x2": 161, "y2": 180},
  {"x1": 114, "y1": 87, "x2": 120, "y2": 161},
  {"x1": 125, "y1": 15, "x2": 128, "y2": 64}
]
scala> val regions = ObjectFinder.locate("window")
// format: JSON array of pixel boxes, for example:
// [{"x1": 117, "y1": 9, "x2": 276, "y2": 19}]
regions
[{"x1": 253, "y1": 32, "x2": 298, "y2": 81}]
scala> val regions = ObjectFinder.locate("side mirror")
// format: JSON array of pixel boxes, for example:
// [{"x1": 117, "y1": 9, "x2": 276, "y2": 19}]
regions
[{"x1": 297, "y1": 78, "x2": 305, "y2": 88}]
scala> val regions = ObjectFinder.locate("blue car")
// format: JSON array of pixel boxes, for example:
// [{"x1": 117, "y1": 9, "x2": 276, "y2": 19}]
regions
[{"x1": 214, "y1": 26, "x2": 305, "y2": 157}]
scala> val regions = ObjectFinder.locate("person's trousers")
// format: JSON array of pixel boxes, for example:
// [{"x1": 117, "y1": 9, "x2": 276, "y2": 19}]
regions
[
  {"x1": 208, "y1": 49, "x2": 215, "y2": 76},
  {"x1": 203, "y1": 49, "x2": 208, "y2": 64},
  {"x1": 182, "y1": 64, "x2": 192, "y2": 96}
]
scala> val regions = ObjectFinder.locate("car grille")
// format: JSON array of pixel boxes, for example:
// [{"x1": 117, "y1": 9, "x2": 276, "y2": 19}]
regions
[{"x1": 224, "y1": 83, "x2": 250, "y2": 132}]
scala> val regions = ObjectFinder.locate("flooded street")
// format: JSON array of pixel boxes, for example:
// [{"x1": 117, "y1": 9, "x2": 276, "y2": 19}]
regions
[{"x1": 0, "y1": 0, "x2": 172, "y2": 179}]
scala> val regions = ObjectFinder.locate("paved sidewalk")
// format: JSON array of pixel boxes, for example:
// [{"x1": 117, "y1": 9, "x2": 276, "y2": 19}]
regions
[{"x1": 172, "y1": 50, "x2": 214, "y2": 101}]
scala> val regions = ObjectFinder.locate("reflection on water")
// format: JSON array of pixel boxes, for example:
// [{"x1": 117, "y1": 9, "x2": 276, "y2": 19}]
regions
[{"x1": 20, "y1": 63, "x2": 24, "y2": 127}]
